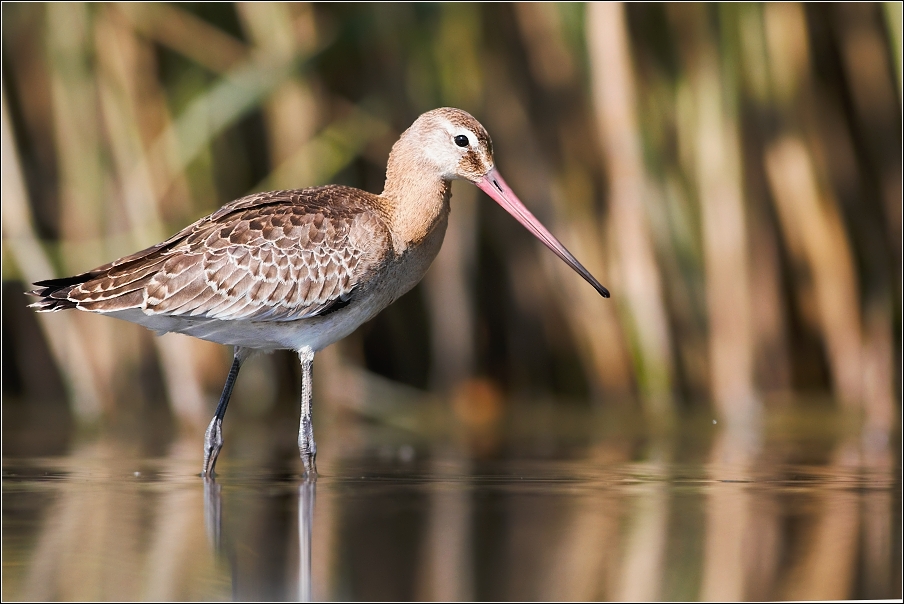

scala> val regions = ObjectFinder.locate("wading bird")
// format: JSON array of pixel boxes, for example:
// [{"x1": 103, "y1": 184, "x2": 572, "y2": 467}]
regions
[{"x1": 29, "y1": 108, "x2": 609, "y2": 477}]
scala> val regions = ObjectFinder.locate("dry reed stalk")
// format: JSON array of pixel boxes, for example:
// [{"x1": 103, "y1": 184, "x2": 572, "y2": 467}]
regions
[
  {"x1": 834, "y1": 4, "x2": 902, "y2": 254},
  {"x1": 1, "y1": 91, "x2": 105, "y2": 420},
  {"x1": 136, "y1": 44, "x2": 299, "y2": 205},
  {"x1": 424, "y1": 183, "x2": 478, "y2": 391},
  {"x1": 96, "y1": 8, "x2": 213, "y2": 425},
  {"x1": 423, "y1": 5, "x2": 484, "y2": 392},
  {"x1": 105, "y1": 7, "x2": 196, "y2": 229},
  {"x1": 587, "y1": 2, "x2": 674, "y2": 416},
  {"x1": 542, "y1": 188, "x2": 635, "y2": 399},
  {"x1": 831, "y1": 4, "x2": 901, "y2": 430},
  {"x1": 669, "y1": 4, "x2": 757, "y2": 423},
  {"x1": 763, "y1": 4, "x2": 897, "y2": 428},
  {"x1": 47, "y1": 3, "x2": 122, "y2": 417},
  {"x1": 885, "y1": 3, "x2": 904, "y2": 102},
  {"x1": 504, "y1": 6, "x2": 633, "y2": 401},
  {"x1": 236, "y1": 3, "x2": 319, "y2": 174},
  {"x1": 765, "y1": 138, "x2": 863, "y2": 407},
  {"x1": 253, "y1": 103, "x2": 389, "y2": 192},
  {"x1": 735, "y1": 3, "x2": 793, "y2": 396},
  {"x1": 513, "y1": 4, "x2": 577, "y2": 91},
  {"x1": 116, "y1": 3, "x2": 246, "y2": 73},
  {"x1": 484, "y1": 72, "x2": 633, "y2": 400},
  {"x1": 861, "y1": 301, "x2": 897, "y2": 435},
  {"x1": 112, "y1": 4, "x2": 234, "y2": 227},
  {"x1": 748, "y1": 206, "x2": 793, "y2": 394},
  {"x1": 693, "y1": 61, "x2": 756, "y2": 421},
  {"x1": 95, "y1": 12, "x2": 165, "y2": 248}
]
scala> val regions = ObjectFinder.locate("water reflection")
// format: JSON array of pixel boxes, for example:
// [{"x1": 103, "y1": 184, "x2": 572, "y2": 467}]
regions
[
  {"x1": 298, "y1": 479, "x2": 315, "y2": 602},
  {"x1": 204, "y1": 473, "x2": 317, "y2": 601},
  {"x1": 2, "y1": 409, "x2": 900, "y2": 601},
  {"x1": 204, "y1": 478, "x2": 222, "y2": 553}
]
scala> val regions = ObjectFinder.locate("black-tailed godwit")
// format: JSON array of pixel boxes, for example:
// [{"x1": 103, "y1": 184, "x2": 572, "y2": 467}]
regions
[{"x1": 29, "y1": 108, "x2": 610, "y2": 477}]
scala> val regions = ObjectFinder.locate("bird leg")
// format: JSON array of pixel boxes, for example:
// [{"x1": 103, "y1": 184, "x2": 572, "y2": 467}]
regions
[
  {"x1": 202, "y1": 346, "x2": 250, "y2": 477},
  {"x1": 298, "y1": 347, "x2": 317, "y2": 477}
]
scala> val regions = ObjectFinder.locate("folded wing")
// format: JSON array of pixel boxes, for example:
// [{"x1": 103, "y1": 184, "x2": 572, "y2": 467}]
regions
[{"x1": 30, "y1": 187, "x2": 392, "y2": 322}]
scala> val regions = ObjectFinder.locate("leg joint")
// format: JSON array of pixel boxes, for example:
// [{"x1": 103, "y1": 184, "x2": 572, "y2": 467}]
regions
[{"x1": 297, "y1": 346, "x2": 315, "y2": 367}]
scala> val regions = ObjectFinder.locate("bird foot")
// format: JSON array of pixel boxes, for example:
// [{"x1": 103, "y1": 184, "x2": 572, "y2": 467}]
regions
[
  {"x1": 301, "y1": 452, "x2": 318, "y2": 479},
  {"x1": 202, "y1": 417, "x2": 224, "y2": 477},
  {"x1": 299, "y1": 417, "x2": 317, "y2": 478}
]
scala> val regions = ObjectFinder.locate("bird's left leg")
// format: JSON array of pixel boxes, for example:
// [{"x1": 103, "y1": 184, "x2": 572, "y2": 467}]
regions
[
  {"x1": 297, "y1": 346, "x2": 317, "y2": 477},
  {"x1": 202, "y1": 346, "x2": 252, "y2": 477}
]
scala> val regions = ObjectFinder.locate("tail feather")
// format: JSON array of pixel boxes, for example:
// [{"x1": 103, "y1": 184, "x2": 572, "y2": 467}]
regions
[
  {"x1": 27, "y1": 297, "x2": 78, "y2": 312},
  {"x1": 32, "y1": 272, "x2": 98, "y2": 289},
  {"x1": 26, "y1": 273, "x2": 93, "y2": 312}
]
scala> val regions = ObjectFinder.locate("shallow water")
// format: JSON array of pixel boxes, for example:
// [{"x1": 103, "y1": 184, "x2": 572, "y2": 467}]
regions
[{"x1": 2, "y1": 401, "x2": 901, "y2": 601}]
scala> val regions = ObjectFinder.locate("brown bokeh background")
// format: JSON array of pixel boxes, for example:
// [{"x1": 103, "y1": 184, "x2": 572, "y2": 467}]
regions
[
  {"x1": 2, "y1": 3, "x2": 900, "y2": 439},
  {"x1": 2, "y1": 4, "x2": 902, "y2": 601}
]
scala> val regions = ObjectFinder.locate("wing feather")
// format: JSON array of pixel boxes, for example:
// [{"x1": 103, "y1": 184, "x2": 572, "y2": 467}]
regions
[{"x1": 32, "y1": 186, "x2": 393, "y2": 321}]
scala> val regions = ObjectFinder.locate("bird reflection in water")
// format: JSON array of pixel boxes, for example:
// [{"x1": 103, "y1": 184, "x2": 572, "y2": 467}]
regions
[
  {"x1": 203, "y1": 474, "x2": 317, "y2": 602},
  {"x1": 297, "y1": 478, "x2": 316, "y2": 602},
  {"x1": 203, "y1": 478, "x2": 222, "y2": 554}
]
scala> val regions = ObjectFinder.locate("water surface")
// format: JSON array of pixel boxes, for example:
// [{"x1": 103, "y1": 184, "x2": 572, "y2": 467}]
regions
[{"x1": 2, "y1": 401, "x2": 900, "y2": 601}]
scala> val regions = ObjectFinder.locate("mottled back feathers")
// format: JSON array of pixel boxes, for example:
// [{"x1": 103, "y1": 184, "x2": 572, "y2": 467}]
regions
[{"x1": 31, "y1": 186, "x2": 392, "y2": 322}]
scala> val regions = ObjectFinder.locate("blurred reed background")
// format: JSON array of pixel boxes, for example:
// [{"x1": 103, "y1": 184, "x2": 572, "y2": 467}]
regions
[
  {"x1": 2, "y1": 4, "x2": 902, "y2": 602},
  {"x1": 1, "y1": 3, "x2": 901, "y2": 438}
]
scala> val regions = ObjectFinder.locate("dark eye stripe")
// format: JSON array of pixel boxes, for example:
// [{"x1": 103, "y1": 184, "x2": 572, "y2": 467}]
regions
[
  {"x1": 454, "y1": 134, "x2": 469, "y2": 147},
  {"x1": 461, "y1": 151, "x2": 482, "y2": 173}
]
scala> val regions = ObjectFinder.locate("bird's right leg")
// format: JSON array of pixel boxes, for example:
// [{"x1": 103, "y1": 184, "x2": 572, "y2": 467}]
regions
[
  {"x1": 202, "y1": 346, "x2": 251, "y2": 477},
  {"x1": 297, "y1": 346, "x2": 317, "y2": 477}
]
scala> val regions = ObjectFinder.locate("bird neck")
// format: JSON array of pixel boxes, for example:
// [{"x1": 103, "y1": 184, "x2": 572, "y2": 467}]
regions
[{"x1": 379, "y1": 141, "x2": 452, "y2": 253}]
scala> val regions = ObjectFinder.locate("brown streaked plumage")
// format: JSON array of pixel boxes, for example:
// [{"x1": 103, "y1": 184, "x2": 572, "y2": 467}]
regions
[
  {"x1": 29, "y1": 107, "x2": 609, "y2": 478},
  {"x1": 32, "y1": 187, "x2": 392, "y2": 340}
]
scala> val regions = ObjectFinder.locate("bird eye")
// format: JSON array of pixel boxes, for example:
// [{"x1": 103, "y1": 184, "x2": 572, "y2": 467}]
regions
[{"x1": 454, "y1": 134, "x2": 469, "y2": 148}]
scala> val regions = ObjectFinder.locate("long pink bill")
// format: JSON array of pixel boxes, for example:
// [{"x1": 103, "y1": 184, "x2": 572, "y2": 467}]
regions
[{"x1": 476, "y1": 168, "x2": 610, "y2": 298}]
